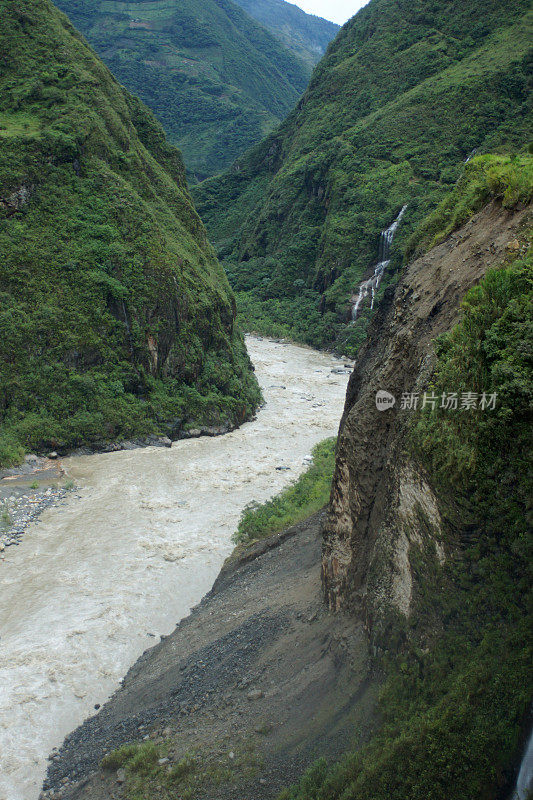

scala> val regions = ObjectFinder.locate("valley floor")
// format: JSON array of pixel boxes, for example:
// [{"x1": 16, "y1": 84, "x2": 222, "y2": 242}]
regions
[{"x1": 44, "y1": 511, "x2": 378, "y2": 800}]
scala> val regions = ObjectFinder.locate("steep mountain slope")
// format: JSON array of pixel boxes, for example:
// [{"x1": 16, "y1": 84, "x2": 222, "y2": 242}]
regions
[
  {"x1": 300, "y1": 168, "x2": 532, "y2": 800},
  {"x1": 194, "y1": 0, "x2": 532, "y2": 352},
  {"x1": 0, "y1": 0, "x2": 260, "y2": 466},
  {"x1": 53, "y1": 0, "x2": 312, "y2": 181},
  {"x1": 232, "y1": 0, "x2": 339, "y2": 68},
  {"x1": 43, "y1": 162, "x2": 532, "y2": 800}
]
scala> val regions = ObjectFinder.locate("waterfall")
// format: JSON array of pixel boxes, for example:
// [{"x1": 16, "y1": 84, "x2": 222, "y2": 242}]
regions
[
  {"x1": 512, "y1": 727, "x2": 533, "y2": 800},
  {"x1": 351, "y1": 205, "x2": 407, "y2": 322}
]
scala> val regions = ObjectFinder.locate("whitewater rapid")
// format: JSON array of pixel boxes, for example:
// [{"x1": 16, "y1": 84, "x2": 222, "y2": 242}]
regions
[{"x1": 0, "y1": 337, "x2": 350, "y2": 800}]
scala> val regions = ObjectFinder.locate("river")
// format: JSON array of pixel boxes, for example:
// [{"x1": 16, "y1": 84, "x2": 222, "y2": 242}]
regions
[{"x1": 0, "y1": 337, "x2": 350, "y2": 800}]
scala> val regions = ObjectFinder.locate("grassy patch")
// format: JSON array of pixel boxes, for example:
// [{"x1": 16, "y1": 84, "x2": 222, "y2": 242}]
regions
[
  {"x1": 233, "y1": 437, "x2": 336, "y2": 546},
  {"x1": 101, "y1": 743, "x2": 139, "y2": 770},
  {"x1": 405, "y1": 153, "x2": 533, "y2": 258},
  {"x1": 0, "y1": 431, "x2": 26, "y2": 469},
  {"x1": 0, "y1": 503, "x2": 12, "y2": 531},
  {"x1": 101, "y1": 739, "x2": 259, "y2": 799},
  {"x1": 0, "y1": 112, "x2": 40, "y2": 138}
]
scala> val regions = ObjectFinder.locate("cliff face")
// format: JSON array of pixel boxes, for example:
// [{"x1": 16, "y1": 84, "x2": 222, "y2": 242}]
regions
[{"x1": 323, "y1": 200, "x2": 532, "y2": 629}]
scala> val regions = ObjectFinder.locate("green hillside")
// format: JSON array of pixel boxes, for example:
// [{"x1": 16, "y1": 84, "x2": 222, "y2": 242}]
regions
[
  {"x1": 53, "y1": 0, "x2": 312, "y2": 182},
  {"x1": 0, "y1": 0, "x2": 260, "y2": 467},
  {"x1": 232, "y1": 0, "x2": 339, "y2": 68},
  {"x1": 194, "y1": 0, "x2": 533, "y2": 353}
]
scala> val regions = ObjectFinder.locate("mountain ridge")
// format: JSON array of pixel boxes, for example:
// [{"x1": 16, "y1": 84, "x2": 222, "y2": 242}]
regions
[
  {"x1": 194, "y1": 0, "x2": 532, "y2": 352},
  {"x1": 232, "y1": 0, "x2": 339, "y2": 67},
  {"x1": 0, "y1": 0, "x2": 260, "y2": 466},
  {"x1": 53, "y1": 0, "x2": 325, "y2": 180}
]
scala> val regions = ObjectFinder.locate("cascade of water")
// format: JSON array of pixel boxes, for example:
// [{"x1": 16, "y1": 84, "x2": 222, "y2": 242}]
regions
[
  {"x1": 351, "y1": 205, "x2": 407, "y2": 322},
  {"x1": 513, "y1": 727, "x2": 533, "y2": 800}
]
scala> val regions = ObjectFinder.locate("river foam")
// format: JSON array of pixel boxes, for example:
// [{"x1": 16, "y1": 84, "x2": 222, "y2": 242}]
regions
[{"x1": 0, "y1": 337, "x2": 350, "y2": 800}]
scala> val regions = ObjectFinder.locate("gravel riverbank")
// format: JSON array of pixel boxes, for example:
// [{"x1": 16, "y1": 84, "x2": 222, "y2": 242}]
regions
[
  {"x1": 0, "y1": 456, "x2": 72, "y2": 553},
  {"x1": 42, "y1": 511, "x2": 379, "y2": 800}
]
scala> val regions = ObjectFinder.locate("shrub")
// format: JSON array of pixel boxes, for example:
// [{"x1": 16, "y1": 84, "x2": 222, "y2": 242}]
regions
[{"x1": 234, "y1": 438, "x2": 336, "y2": 545}]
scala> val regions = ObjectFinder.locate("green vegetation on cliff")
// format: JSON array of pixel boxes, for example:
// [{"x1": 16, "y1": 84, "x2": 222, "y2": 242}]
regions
[
  {"x1": 406, "y1": 152, "x2": 533, "y2": 258},
  {"x1": 194, "y1": 0, "x2": 533, "y2": 353},
  {"x1": 53, "y1": 0, "x2": 313, "y2": 181},
  {"x1": 0, "y1": 0, "x2": 260, "y2": 467},
  {"x1": 278, "y1": 204, "x2": 532, "y2": 797}
]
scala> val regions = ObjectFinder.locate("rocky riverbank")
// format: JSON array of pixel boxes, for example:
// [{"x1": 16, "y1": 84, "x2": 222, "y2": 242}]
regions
[
  {"x1": 0, "y1": 456, "x2": 71, "y2": 553},
  {"x1": 42, "y1": 511, "x2": 379, "y2": 800}
]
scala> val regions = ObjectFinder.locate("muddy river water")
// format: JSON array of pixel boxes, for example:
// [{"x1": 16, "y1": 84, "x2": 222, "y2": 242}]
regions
[{"x1": 0, "y1": 337, "x2": 350, "y2": 800}]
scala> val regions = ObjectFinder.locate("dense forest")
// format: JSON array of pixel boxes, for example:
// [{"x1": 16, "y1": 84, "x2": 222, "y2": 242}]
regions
[
  {"x1": 52, "y1": 0, "x2": 333, "y2": 181},
  {"x1": 0, "y1": 0, "x2": 260, "y2": 467},
  {"x1": 194, "y1": 0, "x2": 533, "y2": 354}
]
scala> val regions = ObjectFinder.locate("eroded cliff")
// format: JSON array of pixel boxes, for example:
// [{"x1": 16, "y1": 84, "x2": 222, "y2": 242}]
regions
[{"x1": 323, "y1": 200, "x2": 531, "y2": 633}]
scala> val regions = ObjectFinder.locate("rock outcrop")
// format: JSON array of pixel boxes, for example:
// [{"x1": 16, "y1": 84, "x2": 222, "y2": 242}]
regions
[{"x1": 323, "y1": 201, "x2": 532, "y2": 631}]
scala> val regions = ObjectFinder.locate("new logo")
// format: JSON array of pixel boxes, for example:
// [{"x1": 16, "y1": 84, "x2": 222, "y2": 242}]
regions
[{"x1": 375, "y1": 390, "x2": 396, "y2": 411}]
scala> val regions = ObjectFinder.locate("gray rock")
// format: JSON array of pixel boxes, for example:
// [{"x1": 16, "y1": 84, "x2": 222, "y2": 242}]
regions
[
  {"x1": 116, "y1": 768, "x2": 126, "y2": 784},
  {"x1": 247, "y1": 689, "x2": 264, "y2": 701}
]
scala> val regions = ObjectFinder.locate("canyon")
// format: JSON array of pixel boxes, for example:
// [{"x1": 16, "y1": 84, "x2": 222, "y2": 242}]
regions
[{"x1": 40, "y1": 193, "x2": 533, "y2": 800}]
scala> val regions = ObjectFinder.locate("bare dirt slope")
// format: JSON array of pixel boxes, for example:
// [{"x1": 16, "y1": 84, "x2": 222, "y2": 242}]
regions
[{"x1": 44, "y1": 512, "x2": 377, "y2": 800}]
